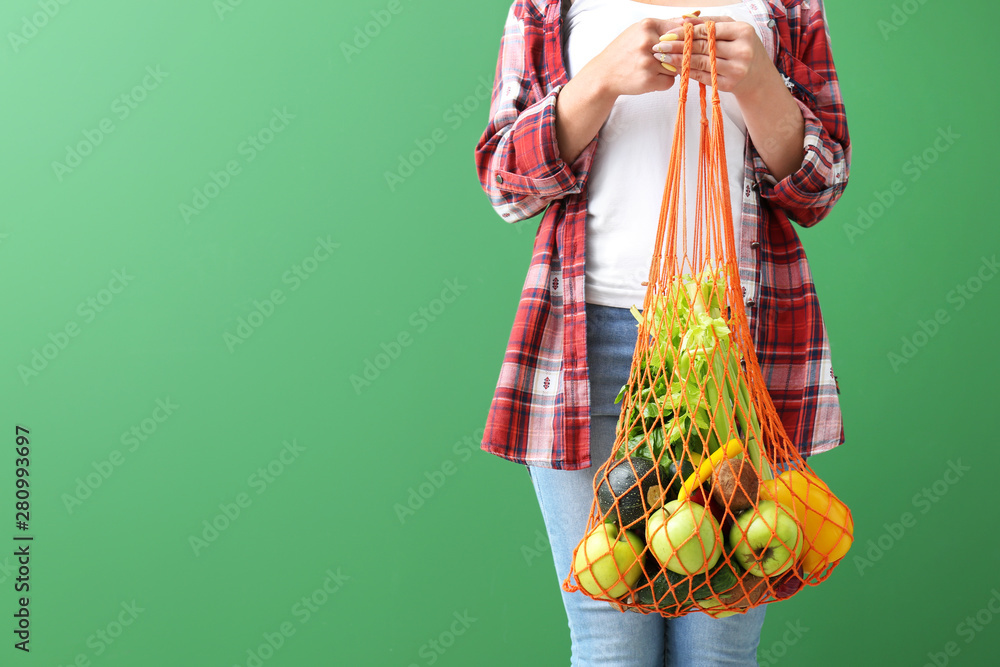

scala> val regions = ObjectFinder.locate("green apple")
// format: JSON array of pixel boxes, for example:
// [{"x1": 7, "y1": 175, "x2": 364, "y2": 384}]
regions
[
  {"x1": 573, "y1": 522, "x2": 644, "y2": 600},
  {"x1": 729, "y1": 499, "x2": 803, "y2": 577},
  {"x1": 693, "y1": 596, "x2": 740, "y2": 618},
  {"x1": 645, "y1": 499, "x2": 722, "y2": 576}
]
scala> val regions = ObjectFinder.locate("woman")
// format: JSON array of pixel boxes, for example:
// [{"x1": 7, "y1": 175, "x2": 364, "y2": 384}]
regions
[{"x1": 474, "y1": 0, "x2": 850, "y2": 664}]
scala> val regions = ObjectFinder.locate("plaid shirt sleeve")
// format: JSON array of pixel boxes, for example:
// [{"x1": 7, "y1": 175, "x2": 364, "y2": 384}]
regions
[
  {"x1": 749, "y1": 0, "x2": 850, "y2": 228},
  {"x1": 475, "y1": 1, "x2": 599, "y2": 223}
]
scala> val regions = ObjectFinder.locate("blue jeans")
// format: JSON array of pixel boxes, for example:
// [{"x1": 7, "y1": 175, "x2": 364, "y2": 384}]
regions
[{"x1": 526, "y1": 303, "x2": 766, "y2": 666}]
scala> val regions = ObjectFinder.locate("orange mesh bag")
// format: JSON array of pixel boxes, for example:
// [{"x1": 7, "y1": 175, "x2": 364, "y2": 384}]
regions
[{"x1": 560, "y1": 22, "x2": 853, "y2": 619}]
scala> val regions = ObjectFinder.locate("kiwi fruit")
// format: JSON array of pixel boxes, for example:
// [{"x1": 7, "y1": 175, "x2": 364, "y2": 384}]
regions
[{"x1": 710, "y1": 455, "x2": 759, "y2": 513}]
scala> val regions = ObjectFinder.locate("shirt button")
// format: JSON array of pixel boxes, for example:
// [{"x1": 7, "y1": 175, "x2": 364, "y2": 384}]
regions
[
  {"x1": 750, "y1": 241, "x2": 760, "y2": 250},
  {"x1": 746, "y1": 298, "x2": 756, "y2": 308},
  {"x1": 496, "y1": 174, "x2": 504, "y2": 185},
  {"x1": 767, "y1": 18, "x2": 776, "y2": 27}
]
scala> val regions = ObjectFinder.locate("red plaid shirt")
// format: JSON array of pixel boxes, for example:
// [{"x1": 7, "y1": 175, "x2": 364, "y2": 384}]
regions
[{"x1": 475, "y1": 0, "x2": 850, "y2": 470}]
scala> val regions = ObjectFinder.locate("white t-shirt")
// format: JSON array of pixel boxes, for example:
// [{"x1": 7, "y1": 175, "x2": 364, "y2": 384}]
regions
[{"x1": 565, "y1": 0, "x2": 765, "y2": 309}]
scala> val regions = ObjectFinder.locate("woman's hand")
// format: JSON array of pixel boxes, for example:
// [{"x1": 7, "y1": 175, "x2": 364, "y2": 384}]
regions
[
  {"x1": 651, "y1": 15, "x2": 806, "y2": 181},
  {"x1": 554, "y1": 16, "x2": 688, "y2": 164},
  {"x1": 652, "y1": 17, "x2": 769, "y2": 98},
  {"x1": 584, "y1": 17, "x2": 691, "y2": 98}
]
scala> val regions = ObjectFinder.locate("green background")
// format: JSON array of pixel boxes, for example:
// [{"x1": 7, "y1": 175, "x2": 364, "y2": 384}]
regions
[{"x1": 0, "y1": 0, "x2": 997, "y2": 665}]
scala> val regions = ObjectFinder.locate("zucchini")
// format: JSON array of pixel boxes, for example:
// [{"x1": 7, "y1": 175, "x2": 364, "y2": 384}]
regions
[{"x1": 597, "y1": 457, "x2": 661, "y2": 533}]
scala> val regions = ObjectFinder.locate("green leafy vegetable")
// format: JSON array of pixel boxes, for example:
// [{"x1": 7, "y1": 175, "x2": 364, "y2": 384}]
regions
[{"x1": 613, "y1": 270, "x2": 771, "y2": 481}]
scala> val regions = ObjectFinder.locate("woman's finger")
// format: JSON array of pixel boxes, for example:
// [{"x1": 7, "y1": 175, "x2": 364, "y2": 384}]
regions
[
  {"x1": 689, "y1": 20, "x2": 752, "y2": 43},
  {"x1": 654, "y1": 36, "x2": 743, "y2": 58},
  {"x1": 655, "y1": 20, "x2": 746, "y2": 51},
  {"x1": 658, "y1": 16, "x2": 736, "y2": 38},
  {"x1": 650, "y1": 47, "x2": 744, "y2": 81},
  {"x1": 656, "y1": 19, "x2": 744, "y2": 48},
  {"x1": 655, "y1": 21, "x2": 695, "y2": 42},
  {"x1": 656, "y1": 14, "x2": 705, "y2": 39},
  {"x1": 683, "y1": 53, "x2": 743, "y2": 79},
  {"x1": 685, "y1": 67, "x2": 727, "y2": 89}
]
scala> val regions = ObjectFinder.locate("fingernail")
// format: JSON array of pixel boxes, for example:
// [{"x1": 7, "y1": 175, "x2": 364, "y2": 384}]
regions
[
  {"x1": 654, "y1": 53, "x2": 670, "y2": 63},
  {"x1": 659, "y1": 33, "x2": 679, "y2": 41},
  {"x1": 681, "y1": 10, "x2": 701, "y2": 17},
  {"x1": 661, "y1": 62, "x2": 677, "y2": 72}
]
